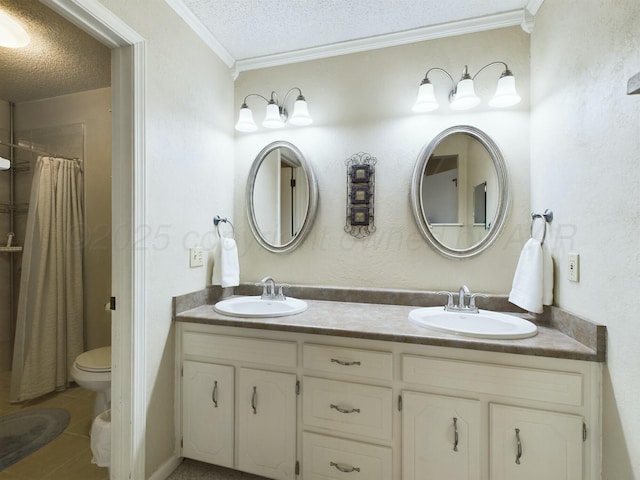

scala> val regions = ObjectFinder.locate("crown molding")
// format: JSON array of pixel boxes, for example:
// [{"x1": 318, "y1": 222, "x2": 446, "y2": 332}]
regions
[
  {"x1": 526, "y1": 0, "x2": 546, "y2": 15},
  {"x1": 165, "y1": 4, "x2": 534, "y2": 75},
  {"x1": 235, "y1": 10, "x2": 524, "y2": 73},
  {"x1": 164, "y1": 0, "x2": 235, "y2": 69}
]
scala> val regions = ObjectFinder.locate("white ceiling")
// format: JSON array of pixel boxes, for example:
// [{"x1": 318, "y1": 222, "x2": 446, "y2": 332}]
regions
[
  {"x1": 0, "y1": 0, "x2": 540, "y2": 103},
  {"x1": 176, "y1": 0, "x2": 537, "y2": 70}
]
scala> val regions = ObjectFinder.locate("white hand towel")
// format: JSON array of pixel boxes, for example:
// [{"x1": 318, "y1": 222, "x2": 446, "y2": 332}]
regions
[
  {"x1": 509, "y1": 238, "x2": 544, "y2": 313},
  {"x1": 212, "y1": 237, "x2": 239, "y2": 287},
  {"x1": 542, "y1": 243, "x2": 554, "y2": 306}
]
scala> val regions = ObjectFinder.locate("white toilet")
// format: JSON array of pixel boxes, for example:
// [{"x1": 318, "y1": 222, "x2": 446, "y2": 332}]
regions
[{"x1": 71, "y1": 346, "x2": 111, "y2": 419}]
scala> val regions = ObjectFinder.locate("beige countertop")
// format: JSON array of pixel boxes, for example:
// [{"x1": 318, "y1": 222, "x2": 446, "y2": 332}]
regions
[{"x1": 175, "y1": 293, "x2": 605, "y2": 362}]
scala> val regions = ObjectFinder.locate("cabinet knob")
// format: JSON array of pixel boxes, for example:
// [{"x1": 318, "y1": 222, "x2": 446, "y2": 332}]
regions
[{"x1": 212, "y1": 380, "x2": 218, "y2": 408}]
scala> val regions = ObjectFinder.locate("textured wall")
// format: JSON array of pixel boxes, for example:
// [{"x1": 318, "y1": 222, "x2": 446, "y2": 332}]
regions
[
  {"x1": 531, "y1": 0, "x2": 640, "y2": 477},
  {"x1": 95, "y1": 0, "x2": 236, "y2": 475},
  {"x1": 235, "y1": 27, "x2": 531, "y2": 294}
]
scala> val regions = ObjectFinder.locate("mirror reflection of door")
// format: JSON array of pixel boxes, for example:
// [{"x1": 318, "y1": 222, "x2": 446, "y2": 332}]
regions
[
  {"x1": 421, "y1": 133, "x2": 498, "y2": 249},
  {"x1": 279, "y1": 151, "x2": 308, "y2": 244},
  {"x1": 423, "y1": 155, "x2": 458, "y2": 223},
  {"x1": 473, "y1": 181, "x2": 487, "y2": 228},
  {"x1": 254, "y1": 146, "x2": 309, "y2": 246}
]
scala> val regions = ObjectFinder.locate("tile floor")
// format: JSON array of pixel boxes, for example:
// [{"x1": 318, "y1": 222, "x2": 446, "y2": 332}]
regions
[
  {"x1": 167, "y1": 460, "x2": 272, "y2": 480},
  {"x1": 0, "y1": 370, "x2": 109, "y2": 480}
]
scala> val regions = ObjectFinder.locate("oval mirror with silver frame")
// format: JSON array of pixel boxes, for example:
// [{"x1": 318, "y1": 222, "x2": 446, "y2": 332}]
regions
[
  {"x1": 410, "y1": 125, "x2": 510, "y2": 259},
  {"x1": 247, "y1": 141, "x2": 318, "y2": 253}
]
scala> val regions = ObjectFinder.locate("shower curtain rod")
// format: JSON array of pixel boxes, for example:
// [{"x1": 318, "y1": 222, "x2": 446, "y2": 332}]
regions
[{"x1": 0, "y1": 140, "x2": 81, "y2": 163}]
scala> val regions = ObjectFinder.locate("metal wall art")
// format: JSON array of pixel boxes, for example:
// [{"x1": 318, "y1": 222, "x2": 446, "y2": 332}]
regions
[{"x1": 345, "y1": 152, "x2": 376, "y2": 238}]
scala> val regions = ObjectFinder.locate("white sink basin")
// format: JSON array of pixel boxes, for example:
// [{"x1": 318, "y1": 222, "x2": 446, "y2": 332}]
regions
[
  {"x1": 408, "y1": 307, "x2": 537, "y2": 339},
  {"x1": 214, "y1": 296, "x2": 308, "y2": 318}
]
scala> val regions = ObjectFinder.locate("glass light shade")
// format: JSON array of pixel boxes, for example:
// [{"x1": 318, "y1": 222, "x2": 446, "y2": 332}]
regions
[
  {"x1": 0, "y1": 157, "x2": 10, "y2": 170},
  {"x1": 412, "y1": 82, "x2": 439, "y2": 112},
  {"x1": 289, "y1": 99, "x2": 312, "y2": 126},
  {"x1": 262, "y1": 103, "x2": 285, "y2": 128},
  {"x1": 235, "y1": 106, "x2": 258, "y2": 132},
  {"x1": 488, "y1": 74, "x2": 522, "y2": 108},
  {"x1": 0, "y1": 10, "x2": 30, "y2": 48},
  {"x1": 450, "y1": 78, "x2": 481, "y2": 110}
]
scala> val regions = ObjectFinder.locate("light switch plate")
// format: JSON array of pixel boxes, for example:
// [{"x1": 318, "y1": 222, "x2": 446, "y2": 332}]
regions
[
  {"x1": 189, "y1": 247, "x2": 204, "y2": 267},
  {"x1": 568, "y1": 252, "x2": 580, "y2": 282}
]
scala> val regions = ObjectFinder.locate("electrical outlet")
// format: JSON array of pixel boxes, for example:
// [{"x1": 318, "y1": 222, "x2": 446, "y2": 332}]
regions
[
  {"x1": 189, "y1": 247, "x2": 204, "y2": 268},
  {"x1": 568, "y1": 252, "x2": 580, "y2": 282}
]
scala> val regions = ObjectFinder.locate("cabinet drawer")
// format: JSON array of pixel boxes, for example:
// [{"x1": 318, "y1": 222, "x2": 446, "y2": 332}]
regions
[
  {"x1": 303, "y1": 377, "x2": 393, "y2": 440},
  {"x1": 303, "y1": 343, "x2": 392, "y2": 380},
  {"x1": 182, "y1": 332, "x2": 297, "y2": 368},
  {"x1": 402, "y1": 355, "x2": 583, "y2": 406},
  {"x1": 302, "y1": 432, "x2": 392, "y2": 480}
]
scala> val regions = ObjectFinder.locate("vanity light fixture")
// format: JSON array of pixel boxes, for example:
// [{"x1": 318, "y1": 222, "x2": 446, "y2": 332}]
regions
[
  {"x1": 0, "y1": 9, "x2": 30, "y2": 48},
  {"x1": 235, "y1": 88, "x2": 312, "y2": 132},
  {"x1": 412, "y1": 61, "x2": 521, "y2": 113}
]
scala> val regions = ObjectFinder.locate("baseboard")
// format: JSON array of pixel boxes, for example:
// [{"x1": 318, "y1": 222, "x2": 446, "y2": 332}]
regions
[{"x1": 147, "y1": 454, "x2": 182, "y2": 480}]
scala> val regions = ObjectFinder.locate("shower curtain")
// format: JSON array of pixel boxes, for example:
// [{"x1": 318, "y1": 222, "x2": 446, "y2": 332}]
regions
[{"x1": 10, "y1": 156, "x2": 84, "y2": 403}]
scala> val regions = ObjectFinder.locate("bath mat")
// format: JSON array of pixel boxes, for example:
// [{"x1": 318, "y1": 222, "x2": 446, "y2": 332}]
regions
[{"x1": 0, "y1": 408, "x2": 70, "y2": 471}]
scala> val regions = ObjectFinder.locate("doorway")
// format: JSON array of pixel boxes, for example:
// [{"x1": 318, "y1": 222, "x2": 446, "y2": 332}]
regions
[{"x1": 40, "y1": 1, "x2": 147, "y2": 478}]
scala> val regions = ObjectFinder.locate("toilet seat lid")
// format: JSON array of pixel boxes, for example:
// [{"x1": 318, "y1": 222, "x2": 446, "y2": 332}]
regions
[{"x1": 76, "y1": 346, "x2": 111, "y2": 372}]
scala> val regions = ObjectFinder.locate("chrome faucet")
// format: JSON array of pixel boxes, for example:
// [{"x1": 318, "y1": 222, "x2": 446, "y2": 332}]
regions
[
  {"x1": 438, "y1": 285, "x2": 487, "y2": 314},
  {"x1": 260, "y1": 276, "x2": 276, "y2": 300},
  {"x1": 259, "y1": 277, "x2": 288, "y2": 300},
  {"x1": 458, "y1": 285, "x2": 470, "y2": 309}
]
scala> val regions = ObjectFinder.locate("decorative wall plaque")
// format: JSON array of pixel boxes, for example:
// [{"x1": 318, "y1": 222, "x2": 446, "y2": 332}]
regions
[{"x1": 345, "y1": 152, "x2": 376, "y2": 238}]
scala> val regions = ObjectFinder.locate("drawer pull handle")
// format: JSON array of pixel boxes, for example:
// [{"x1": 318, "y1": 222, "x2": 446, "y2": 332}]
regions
[
  {"x1": 212, "y1": 381, "x2": 218, "y2": 408},
  {"x1": 330, "y1": 461, "x2": 360, "y2": 473},
  {"x1": 515, "y1": 428, "x2": 522, "y2": 464},
  {"x1": 251, "y1": 386, "x2": 257, "y2": 415},
  {"x1": 453, "y1": 417, "x2": 458, "y2": 452},
  {"x1": 331, "y1": 358, "x2": 361, "y2": 367},
  {"x1": 330, "y1": 403, "x2": 361, "y2": 414}
]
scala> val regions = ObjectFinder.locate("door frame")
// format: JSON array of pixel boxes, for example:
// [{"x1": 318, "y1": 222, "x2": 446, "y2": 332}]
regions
[{"x1": 40, "y1": 1, "x2": 146, "y2": 478}]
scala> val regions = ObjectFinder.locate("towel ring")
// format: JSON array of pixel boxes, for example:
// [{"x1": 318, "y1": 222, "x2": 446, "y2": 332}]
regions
[
  {"x1": 530, "y1": 209, "x2": 553, "y2": 245},
  {"x1": 213, "y1": 215, "x2": 235, "y2": 239}
]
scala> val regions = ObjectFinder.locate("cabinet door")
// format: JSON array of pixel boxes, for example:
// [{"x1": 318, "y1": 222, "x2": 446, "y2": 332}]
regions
[
  {"x1": 490, "y1": 404, "x2": 583, "y2": 480},
  {"x1": 238, "y1": 368, "x2": 297, "y2": 480},
  {"x1": 402, "y1": 391, "x2": 481, "y2": 480},
  {"x1": 182, "y1": 361, "x2": 234, "y2": 467}
]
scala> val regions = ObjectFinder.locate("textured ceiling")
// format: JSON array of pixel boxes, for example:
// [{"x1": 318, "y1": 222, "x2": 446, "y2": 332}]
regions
[
  {"x1": 181, "y1": 0, "x2": 530, "y2": 61},
  {"x1": 0, "y1": 0, "x2": 531, "y2": 103},
  {"x1": 0, "y1": 0, "x2": 110, "y2": 103}
]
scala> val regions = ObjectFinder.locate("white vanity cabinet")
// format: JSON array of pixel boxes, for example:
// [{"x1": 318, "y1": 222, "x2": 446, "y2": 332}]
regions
[
  {"x1": 490, "y1": 404, "x2": 584, "y2": 480},
  {"x1": 181, "y1": 361, "x2": 234, "y2": 467},
  {"x1": 176, "y1": 322, "x2": 602, "y2": 480},
  {"x1": 402, "y1": 391, "x2": 482, "y2": 480},
  {"x1": 301, "y1": 343, "x2": 394, "y2": 479},
  {"x1": 238, "y1": 368, "x2": 297, "y2": 479},
  {"x1": 178, "y1": 326, "x2": 299, "y2": 480},
  {"x1": 401, "y1": 353, "x2": 598, "y2": 480}
]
